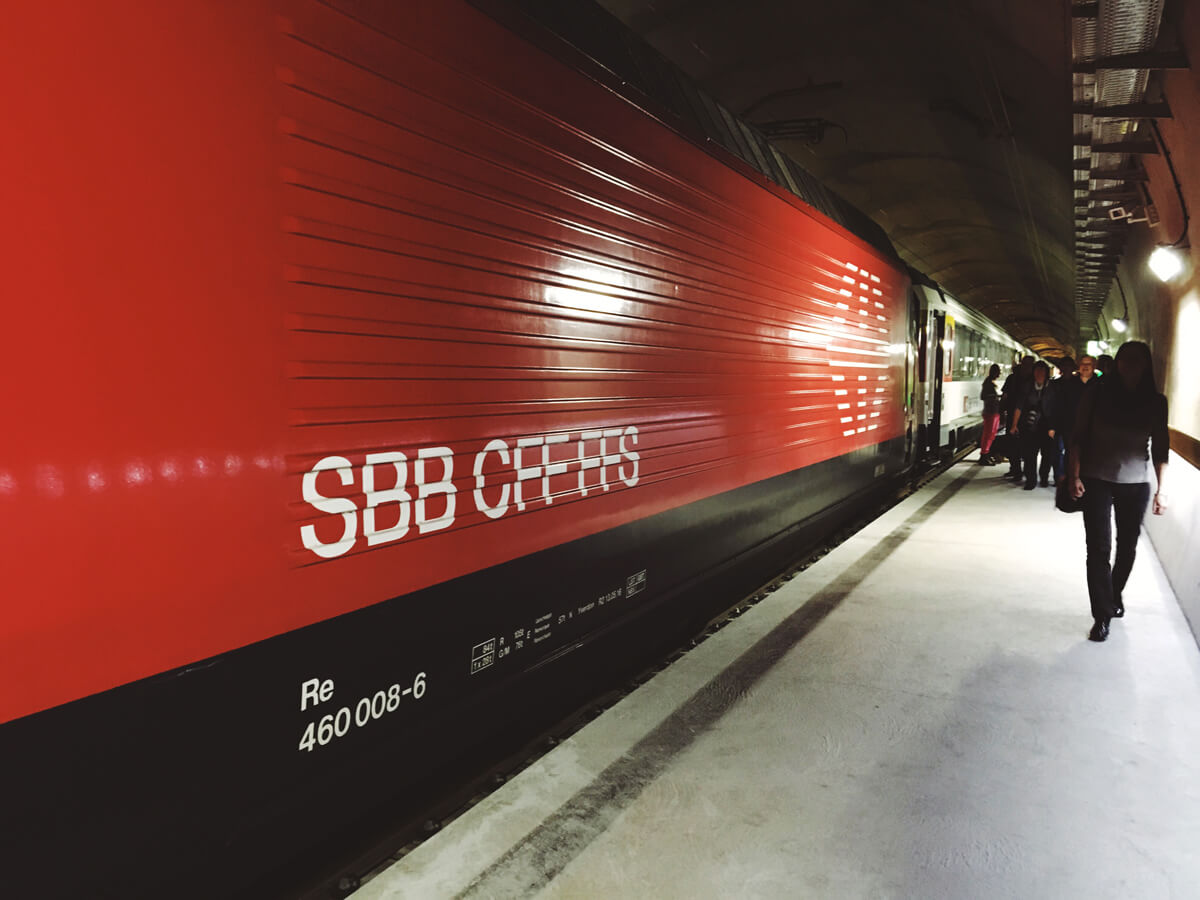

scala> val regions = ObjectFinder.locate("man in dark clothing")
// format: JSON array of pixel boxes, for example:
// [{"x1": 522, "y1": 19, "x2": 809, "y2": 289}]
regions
[
  {"x1": 1012, "y1": 360, "x2": 1059, "y2": 489},
  {"x1": 1000, "y1": 356, "x2": 1035, "y2": 479},
  {"x1": 1057, "y1": 355, "x2": 1096, "y2": 443},
  {"x1": 1055, "y1": 355, "x2": 1096, "y2": 484}
]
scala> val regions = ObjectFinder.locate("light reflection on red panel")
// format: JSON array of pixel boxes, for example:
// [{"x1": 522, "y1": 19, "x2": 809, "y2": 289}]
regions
[{"x1": 0, "y1": 0, "x2": 910, "y2": 723}]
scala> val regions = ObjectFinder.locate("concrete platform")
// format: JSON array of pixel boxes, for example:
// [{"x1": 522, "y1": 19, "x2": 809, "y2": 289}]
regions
[{"x1": 354, "y1": 458, "x2": 1200, "y2": 899}]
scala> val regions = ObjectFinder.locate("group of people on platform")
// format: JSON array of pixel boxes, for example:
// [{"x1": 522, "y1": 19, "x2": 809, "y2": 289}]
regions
[
  {"x1": 978, "y1": 353, "x2": 1100, "y2": 489},
  {"x1": 977, "y1": 343, "x2": 1170, "y2": 643}
]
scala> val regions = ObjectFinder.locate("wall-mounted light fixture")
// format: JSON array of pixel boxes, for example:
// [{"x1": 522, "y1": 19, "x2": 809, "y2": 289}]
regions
[
  {"x1": 1148, "y1": 121, "x2": 1190, "y2": 282},
  {"x1": 1111, "y1": 275, "x2": 1130, "y2": 334},
  {"x1": 1149, "y1": 245, "x2": 1184, "y2": 281}
]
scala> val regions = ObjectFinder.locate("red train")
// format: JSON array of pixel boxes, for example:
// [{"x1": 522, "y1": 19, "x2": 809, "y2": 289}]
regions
[{"x1": 1, "y1": 1, "x2": 917, "y2": 894}]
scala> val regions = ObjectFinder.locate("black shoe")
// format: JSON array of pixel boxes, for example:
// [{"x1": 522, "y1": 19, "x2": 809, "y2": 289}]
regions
[
  {"x1": 1112, "y1": 601, "x2": 1124, "y2": 618},
  {"x1": 1040, "y1": 478, "x2": 1049, "y2": 487},
  {"x1": 1088, "y1": 619, "x2": 1110, "y2": 642},
  {"x1": 1005, "y1": 470, "x2": 1021, "y2": 480},
  {"x1": 1023, "y1": 482, "x2": 1036, "y2": 490}
]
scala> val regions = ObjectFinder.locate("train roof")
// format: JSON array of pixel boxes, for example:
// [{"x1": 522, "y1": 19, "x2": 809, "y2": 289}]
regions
[{"x1": 475, "y1": 0, "x2": 902, "y2": 266}]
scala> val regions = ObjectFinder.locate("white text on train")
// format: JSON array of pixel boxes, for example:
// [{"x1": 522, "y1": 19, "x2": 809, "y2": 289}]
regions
[{"x1": 300, "y1": 426, "x2": 641, "y2": 559}]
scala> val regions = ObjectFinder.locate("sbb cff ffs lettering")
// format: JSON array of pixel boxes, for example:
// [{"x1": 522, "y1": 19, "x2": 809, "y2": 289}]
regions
[{"x1": 301, "y1": 426, "x2": 641, "y2": 559}]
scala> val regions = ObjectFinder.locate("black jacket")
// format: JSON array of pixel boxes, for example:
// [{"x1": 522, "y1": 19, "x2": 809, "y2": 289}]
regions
[
  {"x1": 1056, "y1": 374, "x2": 1095, "y2": 442},
  {"x1": 980, "y1": 378, "x2": 1001, "y2": 416},
  {"x1": 1000, "y1": 372, "x2": 1030, "y2": 423},
  {"x1": 1015, "y1": 380, "x2": 1058, "y2": 434},
  {"x1": 1071, "y1": 376, "x2": 1168, "y2": 483}
]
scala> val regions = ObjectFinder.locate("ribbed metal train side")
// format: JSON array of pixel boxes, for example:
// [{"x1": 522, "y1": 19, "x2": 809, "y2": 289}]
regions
[
  {"x1": 0, "y1": 1, "x2": 914, "y2": 896},
  {"x1": 273, "y1": 1, "x2": 910, "y2": 636}
]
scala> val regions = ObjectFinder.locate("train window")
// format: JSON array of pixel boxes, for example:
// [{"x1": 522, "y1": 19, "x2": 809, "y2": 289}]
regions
[
  {"x1": 635, "y1": 49, "x2": 689, "y2": 123},
  {"x1": 717, "y1": 105, "x2": 756, "y2": 165},
  {"x1": 783, "y1": 156, "x2": 839, "y2": 223},
  {"x1": 754, "y1": 135, "x2": 787, "y2": 184},
  {"x1": 986, "y1": 337, "x2": 1003, "y2": 373},
  {"x1": 672, "y1": 76, "x2": 722, "y2": 146},
  {"x1": 696, "y1": 91, "x2": 740, "y2": 155},
  {"x1": 768, "y1": 147, "x2": 796, "y2": 193},
  {"x1": 737, "y1": 120, "x2": 773, "y2": 176},
  {"x1": 769, "y1": 147, "x2": 800, "y2": 194},
  {"x1": 952, "y1": 326, "x2": 995, "y2": 381},
  {"x1": 657, "y1": 63, "x2": 700, "y2": 136}
]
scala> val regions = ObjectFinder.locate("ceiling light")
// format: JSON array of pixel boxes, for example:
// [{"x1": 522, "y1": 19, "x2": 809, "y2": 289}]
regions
[
  {"x1": 1111, "y1": 316, "x2": 1128, "y2": 333},
  {"x1": 1149, "y1": 246, "x2": 1184, "y2": 281}
]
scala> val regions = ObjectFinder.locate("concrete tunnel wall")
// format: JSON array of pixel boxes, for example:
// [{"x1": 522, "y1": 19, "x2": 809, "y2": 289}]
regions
[{"x1": 1096, "y1": 0, "x2": 1200, "y2": 643}]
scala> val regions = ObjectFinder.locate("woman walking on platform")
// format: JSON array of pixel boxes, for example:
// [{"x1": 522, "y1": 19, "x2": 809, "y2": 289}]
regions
[
  {"x1": 1069, "y1": 341, "x2": 1169, "y2": 642},
  {"x1": 979, "y1": 363, "x2": 1002, "y2": 464}
]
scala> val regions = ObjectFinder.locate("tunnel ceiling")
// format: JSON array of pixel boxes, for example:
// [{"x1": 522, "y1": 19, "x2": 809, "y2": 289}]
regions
[{"x1": 595, "y1": 0, "x2": 1078, "y2": 357}]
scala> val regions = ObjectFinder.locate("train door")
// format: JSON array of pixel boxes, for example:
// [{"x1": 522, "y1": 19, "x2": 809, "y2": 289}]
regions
[
  {"x1": 904, "y1": 288, "x2": 921, "y2": 465},
  {"x1": 929, "y1": 309, "x2": 945, "y2": 457},
  {"x1": 913, "y1": 291, "x2": 932, "y2": 461}
]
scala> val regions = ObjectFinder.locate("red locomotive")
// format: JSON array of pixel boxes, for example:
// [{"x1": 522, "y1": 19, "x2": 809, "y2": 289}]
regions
[{"x1": 1, "y1": 1, "x2": 916, "y2": 894}]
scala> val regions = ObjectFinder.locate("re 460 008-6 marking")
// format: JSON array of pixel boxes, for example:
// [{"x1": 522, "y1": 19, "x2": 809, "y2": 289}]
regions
[{"x1": 297, "y1": 672, "x2": 427, "y2": 753}]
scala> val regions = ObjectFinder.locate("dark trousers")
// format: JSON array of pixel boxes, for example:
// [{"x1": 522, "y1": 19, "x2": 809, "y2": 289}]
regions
[
  {"x1": 1003, "y1": 414, "x2": 1019, "y2": 473},
  {"x1": 1082, "y1": 478, "x2": 1151, "y2": 621},
  {"x1": 1021, "y1": 430, "x2": 1057, "y2": 484}
]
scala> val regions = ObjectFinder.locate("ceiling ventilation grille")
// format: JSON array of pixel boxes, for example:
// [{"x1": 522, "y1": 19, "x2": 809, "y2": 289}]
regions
[{"x1": 1071, "y1": 0, "x2": 1167, "y2": 337}]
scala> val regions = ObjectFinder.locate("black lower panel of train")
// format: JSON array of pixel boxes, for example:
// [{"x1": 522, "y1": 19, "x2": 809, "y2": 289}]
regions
[{"x1": 1, "y1": 439, "x2": 903, "y2": 899}]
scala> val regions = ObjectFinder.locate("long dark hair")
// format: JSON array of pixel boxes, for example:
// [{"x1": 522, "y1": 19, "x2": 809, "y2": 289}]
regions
[
  {"x1": 1113, "y1": 340, "x2": 1157, "y2": 396},
  {"x1": 984, "y1": 363, "x2": 1001, "y2": 382}
]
